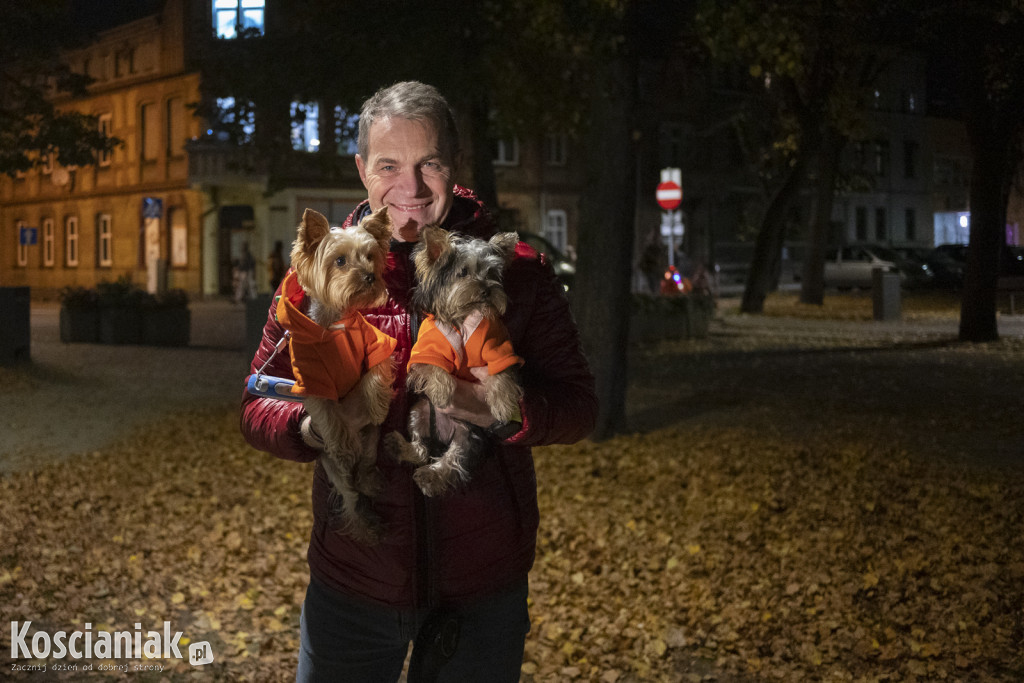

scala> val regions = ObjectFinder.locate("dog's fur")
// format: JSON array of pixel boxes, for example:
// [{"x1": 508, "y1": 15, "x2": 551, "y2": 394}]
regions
[
  {"x1": 390, "y1": 226, "x2": 523, "y2": 496},
  {"x1": 290, "y1": 207, "x2": 394, "y2": 543}
]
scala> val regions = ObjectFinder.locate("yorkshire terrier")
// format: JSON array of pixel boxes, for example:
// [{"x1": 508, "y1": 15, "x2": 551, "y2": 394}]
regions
[
  {"x1": 278, "y1": 207, "x2": 396, "y2": 543},
  {"x1": 388, "y1": 226, "x2": 524, "y2": 497}
]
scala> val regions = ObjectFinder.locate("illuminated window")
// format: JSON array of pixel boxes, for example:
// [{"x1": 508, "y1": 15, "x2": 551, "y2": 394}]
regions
[
  {"x1": 291, "y1": 101, "x2": 319, "y2": 152},
  {"x1": 214, "y1": 0, "x2": 265, "y2": 39},
  {"x1": 65, "y1": 216, "x2": 79, "y2": 267},
  {"x1": 97, "y1": 214, "x2": 112, "y2": 267},
  {"x1": 333, "y1": 106, "x2": 359, "y2": 155},
  {"x1": 213, "y1": 97, "x2": 255, "y2": 141}
]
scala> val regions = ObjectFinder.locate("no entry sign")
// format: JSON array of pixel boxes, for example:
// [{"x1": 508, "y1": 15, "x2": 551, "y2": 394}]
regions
[{"x1": 656, "y1": 181, "x2": 682, "y2": 210}]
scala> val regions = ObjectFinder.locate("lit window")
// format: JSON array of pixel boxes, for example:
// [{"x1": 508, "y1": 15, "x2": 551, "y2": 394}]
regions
[
  {"x1": 213, "y1": 97, "x2": 255, "y2": 141},
  {"x1": 493, "y1": 138, "x2": 519, "y2": 166},
  {"x1": 66, "y1": 216, "x2": 79, "y2": 267},
  {"x1": 291, "y1": 101, "x2": 319, "y2": 152},
  {"x1": 42, "y1": 218, "x2": 55, "y2": 267},
  {"x1": 97, "y1": 214, "x2": 113, "y2": 267},
  {"x1": 334, "y1": 106, "x2": 359, "y2": 155},
  {"x1": 214, "y1": 0, "x2": 265, "y2": 39}
]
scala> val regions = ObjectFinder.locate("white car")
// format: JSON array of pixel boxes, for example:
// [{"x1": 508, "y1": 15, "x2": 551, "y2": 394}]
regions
[{"x1": 824, "y1": 245, "x2": 903, "y2": 289}]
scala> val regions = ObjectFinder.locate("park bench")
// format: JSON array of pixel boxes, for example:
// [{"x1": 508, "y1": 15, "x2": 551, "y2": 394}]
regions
[{"x1": 998, "y1": 276, "x2": 1024, "y2": 315}]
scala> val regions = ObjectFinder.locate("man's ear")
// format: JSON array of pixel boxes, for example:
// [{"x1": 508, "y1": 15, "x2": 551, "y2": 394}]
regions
[{"x1": 355, "y1": 154, "x2": 368, "y2": 187}]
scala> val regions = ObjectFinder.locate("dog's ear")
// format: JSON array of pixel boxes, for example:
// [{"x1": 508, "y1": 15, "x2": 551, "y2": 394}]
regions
[
  {"x1": 420, "y1": 225, "x2": 451, "y2": 265},
  {"x1": 297, "y1": 208, "x2": 330, "y2": 252},
  {"x1": 359, "y1": 207, "x2": 393, "y2": 252},
  {"x1": 490, "y1": 231, "x2": 519, "y2": 264}
]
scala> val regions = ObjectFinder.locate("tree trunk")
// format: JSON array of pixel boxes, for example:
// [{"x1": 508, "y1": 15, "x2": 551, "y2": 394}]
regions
[
  {"x1": 465, "y1": 93, "x2": 499, "y2": 212},
  {"x1": 740, "y1": 157, "x2": 806, "y2": 313},
  {"x1": 800, "y1": 128, "x2": 844, "y2": 305},
  {"x1": 573, "y1": 55, "x2": 637, "y2": 440},
  {"x1": 958, "y1": 124, "x2": 1008, "y2": 342}
]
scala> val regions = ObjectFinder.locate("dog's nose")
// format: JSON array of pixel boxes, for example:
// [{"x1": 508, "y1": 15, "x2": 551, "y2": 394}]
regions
[{"x1": 363, "y1": 272, "x2": 375, "y2": 284}]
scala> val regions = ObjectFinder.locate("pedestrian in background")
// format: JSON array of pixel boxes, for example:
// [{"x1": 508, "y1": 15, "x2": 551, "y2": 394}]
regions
[{"x1": 268, "y1": 240, "x2": 286, "y2": 292}]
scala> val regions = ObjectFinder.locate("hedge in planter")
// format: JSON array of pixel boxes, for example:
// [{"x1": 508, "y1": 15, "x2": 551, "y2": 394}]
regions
[
  {"x1": 59, "y1": 286, "x2": 100, "y2": 343},
  {"x1": 141, "y1": 289, "x2": 191, "y2": 347},
  {"x1": 97, "y1": 277, "x2": 144, "y2": 344}
]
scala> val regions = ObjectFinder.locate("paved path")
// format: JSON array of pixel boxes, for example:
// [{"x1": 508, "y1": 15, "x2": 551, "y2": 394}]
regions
[
  {"x1": 3, "y1": 298, "x2": 1021, "y2": 472},
  {"x1": 0, "y1": 300, "x2": 252, "y2": 472}
]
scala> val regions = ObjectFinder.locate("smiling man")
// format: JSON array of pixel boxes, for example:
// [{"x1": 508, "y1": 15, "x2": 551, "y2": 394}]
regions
[
  {"x1": 241, "y1": 81, "x2": 597, "y2": 682},
  {"x1": 355, "y1": 88, "x2": 458, "y2": 242}
]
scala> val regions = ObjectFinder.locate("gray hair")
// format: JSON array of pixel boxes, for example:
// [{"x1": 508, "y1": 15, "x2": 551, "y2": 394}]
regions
[{"x1": 357, "y1": 81, "x2": 460, "y2": 165}]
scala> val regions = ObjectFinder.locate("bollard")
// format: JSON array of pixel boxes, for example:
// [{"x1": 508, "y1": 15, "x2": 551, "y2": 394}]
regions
[
  {"x1": 0, "y1": 287, "x2": 31, "y2": 364},
  {"x1": 872, "y1": 268, "x2": 901, "y2": 321}
]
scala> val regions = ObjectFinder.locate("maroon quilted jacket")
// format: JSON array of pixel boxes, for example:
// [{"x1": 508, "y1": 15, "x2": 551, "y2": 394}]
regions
[{"x1": 240, "y1": 187, "x2": 597, "y2": 609}]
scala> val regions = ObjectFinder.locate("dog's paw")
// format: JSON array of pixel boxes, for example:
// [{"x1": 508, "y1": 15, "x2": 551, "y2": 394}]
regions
[
  {"x1": 384, "y1": 432, "x2": 424, "y2": 464},
  {"x1": 413, "y1": 463, "x2": 456, "y2": 497}
]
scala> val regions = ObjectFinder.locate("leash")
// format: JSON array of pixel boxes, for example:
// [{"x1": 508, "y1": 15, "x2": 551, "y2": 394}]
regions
[{"x1": 244, "y1": 331, "x2": 303, "y2": 401}]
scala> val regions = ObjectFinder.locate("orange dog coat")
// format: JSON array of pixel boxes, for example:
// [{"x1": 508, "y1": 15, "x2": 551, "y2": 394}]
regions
[
  {"x1": 409, "y1": 311, "x2": 522, "y2": 381},
  {"x1": 276, "y1": 271, "x2": 397, "y2": 400}
]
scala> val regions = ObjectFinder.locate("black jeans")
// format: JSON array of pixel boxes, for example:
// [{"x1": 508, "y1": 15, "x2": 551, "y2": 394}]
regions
[{"x1": 296, "y1": 577, "x2": 530, "y2": 682}]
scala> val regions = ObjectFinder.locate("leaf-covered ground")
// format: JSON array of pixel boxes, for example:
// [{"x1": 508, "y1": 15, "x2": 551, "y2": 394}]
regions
[{"x1": 2, "y1": 293, "x2": 1022, "y2": 681}]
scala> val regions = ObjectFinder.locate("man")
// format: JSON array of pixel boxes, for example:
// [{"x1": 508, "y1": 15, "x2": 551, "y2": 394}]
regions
[{"x1": 240, "y1": 81, "x2": 597, "y2": 682}]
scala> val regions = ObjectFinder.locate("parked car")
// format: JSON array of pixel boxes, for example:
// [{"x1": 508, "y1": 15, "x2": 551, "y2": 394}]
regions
[
  {"x1": 823, "y1": 245, "x2": 904, "y2": 289},
  {"x1": 520, "y1": 232, "x2": 576, "y2": 291},
  {"x1": 892, "y1": 246, "x2": 963, "y2": 289},
  {"x1": 934, "y1": 242, "x2": 1024, "y2": 279}
]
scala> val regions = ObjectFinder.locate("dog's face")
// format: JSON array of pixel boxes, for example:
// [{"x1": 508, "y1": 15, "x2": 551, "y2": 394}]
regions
[
  {"x1": 291, "y1": 207, "x2": 392, "y2": 321},
  {"x1": 412, "y1": 226, "x2": 518, "y2": 326}
]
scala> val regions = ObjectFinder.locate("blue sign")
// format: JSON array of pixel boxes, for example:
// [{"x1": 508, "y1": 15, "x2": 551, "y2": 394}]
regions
[
  {"x1": 142, "y1": 197, "x2": 163, "y2": 219},
  {"x1": 19, "y1": 226, "x2": 37, "y2": 246}
]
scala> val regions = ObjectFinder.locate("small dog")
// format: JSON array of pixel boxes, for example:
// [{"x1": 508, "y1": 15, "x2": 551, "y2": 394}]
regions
[
  {"x1": 389, "y1": 226, "x2": 524, "y2": 496},
  {"x1": 277, "y1": 207, "x2": 396, "y2": 543}
]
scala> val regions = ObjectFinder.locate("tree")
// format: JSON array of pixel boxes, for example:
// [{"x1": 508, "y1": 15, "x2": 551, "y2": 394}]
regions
[
  {"x1": 0, "y1": 0, "x2": 119, "y2": 176},
  {"x1": 915, "y1": 1, "x2": 1024, "y2": 342},
  {"x1": 696, "y1": 0, "x2": 890, "y2": 312}
]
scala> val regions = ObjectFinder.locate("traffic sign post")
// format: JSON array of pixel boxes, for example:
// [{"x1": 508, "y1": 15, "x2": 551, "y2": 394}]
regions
[{"x1": 657, "y1": 168, "x2": 683, "y2": 266}]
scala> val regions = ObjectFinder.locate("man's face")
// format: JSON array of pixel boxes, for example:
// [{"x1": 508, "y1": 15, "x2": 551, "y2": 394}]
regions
[{"x1": 355, "y1": 117, "x2": 455, "y2": 242}]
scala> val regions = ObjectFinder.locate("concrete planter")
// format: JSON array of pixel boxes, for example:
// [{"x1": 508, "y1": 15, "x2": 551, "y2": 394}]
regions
[
  {"x1": 59, "y1": 306, "x2": 100, "y2": 343},
  {"x1": 98, "y1": 306, "x2": 143, "y2": 345},
  {"x1": 630, "y1": 294, "x2": 714, "y2": 342}
]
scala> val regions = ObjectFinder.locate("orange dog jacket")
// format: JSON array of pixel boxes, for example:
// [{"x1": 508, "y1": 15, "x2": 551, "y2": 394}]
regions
[{"x1": 276, "y1": 271, "x2": 397, "y2": 400}]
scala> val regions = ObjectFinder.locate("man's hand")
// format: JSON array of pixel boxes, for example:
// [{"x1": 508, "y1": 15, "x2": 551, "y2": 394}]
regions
[
  {"x1": 300, "y1": 389, "x2": 375, "y2": 450},
  {"x1": 435, "y1": 366, "x2": 494, "y2": 428}
]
